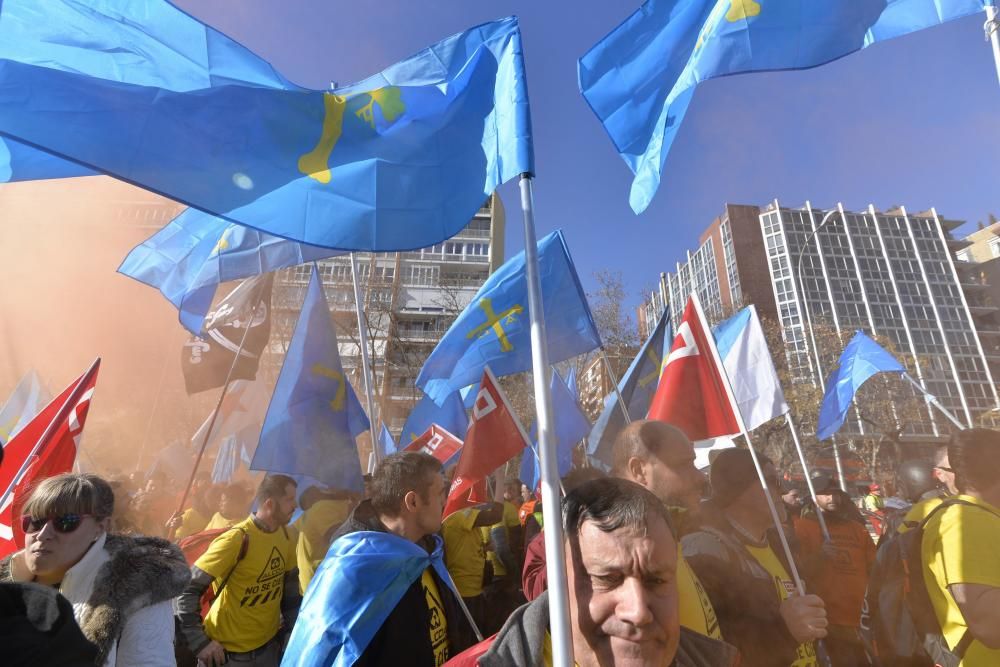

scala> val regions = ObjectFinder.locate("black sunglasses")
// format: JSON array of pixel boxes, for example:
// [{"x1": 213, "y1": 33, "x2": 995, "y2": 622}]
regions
[{"x1": 20, "y1": 513, "x2": 92, "y2": 535}]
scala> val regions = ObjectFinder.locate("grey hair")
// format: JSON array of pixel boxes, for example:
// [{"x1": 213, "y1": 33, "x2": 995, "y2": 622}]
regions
[{"x1": 562, "y1": 477, "x2": 673, "y2": 538}]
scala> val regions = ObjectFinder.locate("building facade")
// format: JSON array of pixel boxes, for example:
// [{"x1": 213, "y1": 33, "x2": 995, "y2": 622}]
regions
[
  {"x1": 956, "y1": 219, "x2": 1000, "y2": 380},
  {"x1": 642, "y1": 200, "x2": 1000, "y2": 440},
  {"x1": 272, "y1": 194, "x2": 505, "y2": 440}
]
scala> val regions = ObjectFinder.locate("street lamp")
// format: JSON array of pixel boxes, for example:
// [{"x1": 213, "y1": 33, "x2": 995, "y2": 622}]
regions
[{"x1": 791, "y1": 207, "x2": 849, "y2": 492}]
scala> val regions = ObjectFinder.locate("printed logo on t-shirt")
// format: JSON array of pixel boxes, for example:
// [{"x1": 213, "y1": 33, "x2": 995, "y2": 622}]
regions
[{"x1": 239, "y1": 547, "x2": 286, "y2": 608}]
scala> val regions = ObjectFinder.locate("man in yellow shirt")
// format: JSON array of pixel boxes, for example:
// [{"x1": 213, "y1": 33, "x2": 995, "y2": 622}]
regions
[
  {"x1": 442, "y1": 501, "x2": 502, "y2": 632},
  {"x1": 921, "y1": 429, "x2": 1000, "y2": 666},
  {"x1": 176, "y1": 474, "x2": 300, "y2": 667},
  {"x1": 203, "y1": 482, "x2": 251, "y2": 531},
  {"x1": 292, "y1": 485, "x2": 354, "y2": 593}
]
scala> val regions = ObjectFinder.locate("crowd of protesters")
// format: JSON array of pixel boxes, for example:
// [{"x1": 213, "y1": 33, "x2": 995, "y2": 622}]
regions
[{"x1": 1, "y1": 424, "x2": 999, "y2": 666}]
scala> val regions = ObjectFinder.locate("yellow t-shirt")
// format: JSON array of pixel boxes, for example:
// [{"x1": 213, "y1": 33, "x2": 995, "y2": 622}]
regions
[
  {"x1": 295, "y1": 499, "x2": 350, "y2": 594},
  {"x1": 443, "y1": 508, "x2": 485, "y2": 598},
  {"x1": 204, "y1": 512, "x2": 241, "y2": 531},
  {"x1": 175, "y1": 507, "x2": 211, "y2": 540},
  {"x1": 745, "y1": 544, "x2": 817, "y2": 667},
  {"x1": 677, "y1": 547, "x2": 722, "y2": 639},
  {"x1": 898, "y1": 496, "x2": 944, "y2": 534},
  {"x1": 195, "y1": 516, "x2": 296, "y2": 653},
  {"x1": 481, "y1": 501, "x2": 520, "y2": 577},
  {"x1": 542, "y1": 631, "x2": 580, "y2": 667},
  {"x1": 421, "y1": 569, "x2": 450, "y2": 666},
  {"x1": 921, "y1": 495, "x2": 1000, "y2": 667}
]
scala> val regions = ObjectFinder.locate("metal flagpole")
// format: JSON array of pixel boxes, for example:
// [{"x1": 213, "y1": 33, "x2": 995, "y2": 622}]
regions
[
  {"x1": 349, "y1": 253, "x2": 380, "y2": 468},
  {"x1": 599, "y1": 347, "x2": 632, "y2": 426},
  {"x1": 174, "y1": 281, "x2": 267, "y2": 519},
  {"x1": 900, "y1": 372, "x2": 965, "y2": 430},
  {"x1": 0, "y1": 357, "x2": 101, "y2": 512},
  {"x1": 518, "y1": 174, "x2": 574, "y2": 667},
  {"x1": 785, "y1": 415, "x2": 831, "y2": 542},
  {"x1": 986, "y1": 4, "x2": 1000, "y2": 87}
]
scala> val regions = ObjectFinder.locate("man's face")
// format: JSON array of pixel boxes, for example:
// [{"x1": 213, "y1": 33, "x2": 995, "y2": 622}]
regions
[
  {"x1": 566, "y1": 517, "x2": 680, "y2": 667},
  {"x1": 272, "y1": 483, "x2": 298, "y2": 526},
  {"x1": 815, "y1": 491, "x2": 839, "y2": 513},
  {"x1": 503, "y1": 482, "x2": 519, "y2": 503},
  {"x1": 746, "y1": 463, "x2": 786, "y2": 522},
  {"x1": 782, "y1": 489, "x2": 802, "y2": 508},
  {"x1": 522, "y1": 484, "x2": 533, "y2": 502},
  {"x1": 414, "y1": 472, "x2": 447, "y2": 536},
  {"x1": 934, "y1": 453, "x2": 958, "y2": 495},
  {"x1": 633, "y1": 432, "x2": 704, "y2": 511}
]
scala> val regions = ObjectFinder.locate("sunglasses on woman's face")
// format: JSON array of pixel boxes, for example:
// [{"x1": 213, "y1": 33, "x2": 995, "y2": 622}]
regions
[{"x1": 20, "y1": 513, "x2": 92, "y2": 535}]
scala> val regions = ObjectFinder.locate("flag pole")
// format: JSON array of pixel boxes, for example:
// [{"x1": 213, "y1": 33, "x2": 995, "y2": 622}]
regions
[
  {"x1": 518, "y1": 173, "x2": 574, "y2": 667},
  {"x1": 0, "y1": 357, "x2": 101, "y2": 512},
  {"x1": 599, "y1": 348, "x2": 632, "y2": 425},
  {"x1": 985, "y1": 4, "x2": 1000, "y2": 87},
  {"x1": 174, "y1": 281, "x2": 267, "y2": 521},
  {"x1": 349, "y1": 253, "x2": 380, "y2": 469},
  {"x1": 690, "y1": 294, "x2": 808, "y2": 593},
  {"x1": 900, "y1": 372, "x2": 966, "y2": 429},
  {"x1": 785, "y1": 415, "x2": 831, "y2": 542}
]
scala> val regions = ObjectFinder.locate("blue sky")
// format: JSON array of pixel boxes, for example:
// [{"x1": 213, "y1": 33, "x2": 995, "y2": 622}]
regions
[{"x1": 176, "y1": 1, "x2": 1000, "y2": 315}]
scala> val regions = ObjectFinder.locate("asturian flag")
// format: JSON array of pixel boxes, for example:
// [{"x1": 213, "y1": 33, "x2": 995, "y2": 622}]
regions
[{"x1": 647, "y1": 294, "x2": 740, "y2": 441}]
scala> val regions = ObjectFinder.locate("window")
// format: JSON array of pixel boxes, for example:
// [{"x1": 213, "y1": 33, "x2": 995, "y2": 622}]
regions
[{"x1": 989, "y1": 238, "x2": 1000, "y2": 258}]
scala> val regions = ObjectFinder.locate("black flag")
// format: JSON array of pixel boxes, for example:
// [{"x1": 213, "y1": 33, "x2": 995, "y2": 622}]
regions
[{"x1": 181, "y1": 274, "x2": 272, "y2": 395}]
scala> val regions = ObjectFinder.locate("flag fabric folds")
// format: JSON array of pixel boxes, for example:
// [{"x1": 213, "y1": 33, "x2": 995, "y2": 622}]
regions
[
  {"x1": 119, "y1": 208, "x2": 345, "y2": 335},
  {"x1": 282, "y1": 530, "x2": 455, "y2": 667},
  {"x1": 444, "y1": 367, "x2": 529, "y2": 517},
  {"x1": 712, "y1": 305, "x2": 788, "y2": 431},
  {"x1": 251, "y1": 268, "x2": 369, "y2": 493},
  {"x1": 647, "y1": 295, "x2": 740, "y2": 441},
  {"x1": 402, "y1": 425, "x2": 464, "y2": 465},
  {"x1": 211, "y1": 435, "x2": 252, "y2": 484},
  {"x1": 588, "y1": 309, "x2": 671, "y2": 467},
  {"x1": 181, "y1": 275, "x2": 273, "y2": 395},
  {"x1": 0, "y1": 9, "x2": 533, "y2": 251},
  {"x1": 0, "y1": 360, "x2": 100, "y2": 556},
  {"x1": 190, "y1": 380, "x2": 270, "y2": 451},
  {"x1": 400, "y1": 392, "x2": 469, "y2": 446},
  {"x1": 0, "y1": 369, "x2": 51, "y2": 445},
  {"x1": 816, "y1": 330, "x2": 905, "y2": 440},
  {"x1": 417, "y1": 230, "x2": 602, "y2": 404},
  {"x1": 519, "y1": 447, "x2": 541, "y2": 493},
  {"x1": 0, "y1": 0, "x2": 294, "y2": 183},
  {"x1": 377, "y1": 424, "x2": 397, "y2": 459},
  {"x1": 542, "y1": 370, "x2": 591, "y2": 477},
  {"x1": 579, "y1": 0, "x2": 988, "y2": 214}
]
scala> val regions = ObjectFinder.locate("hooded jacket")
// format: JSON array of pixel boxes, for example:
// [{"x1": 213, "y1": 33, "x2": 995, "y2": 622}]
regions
[
  {"x1": 331, "y1": 499, "x2": 478, "y2": 666},
  {"x1": 1, "y1": 532, "x2": 190, "y2": 666},
  {"x1": 444, "y1": 591, "x2": 740, "y2": 666}
]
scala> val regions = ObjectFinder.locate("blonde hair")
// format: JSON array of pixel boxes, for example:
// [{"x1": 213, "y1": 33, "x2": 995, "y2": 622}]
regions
[{"x1": 22, "y1": 473, "x2": 114, "y2": 520}]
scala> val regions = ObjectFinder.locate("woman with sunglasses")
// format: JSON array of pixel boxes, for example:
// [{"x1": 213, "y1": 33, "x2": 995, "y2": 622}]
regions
[{"x1": 0, "y1": 473, "x2": 191, "y2": 666}]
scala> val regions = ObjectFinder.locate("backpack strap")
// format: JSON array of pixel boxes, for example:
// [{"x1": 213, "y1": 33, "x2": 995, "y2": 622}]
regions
[{"x1": 215, "y1": 527, "x2": 250, "y2": 595}]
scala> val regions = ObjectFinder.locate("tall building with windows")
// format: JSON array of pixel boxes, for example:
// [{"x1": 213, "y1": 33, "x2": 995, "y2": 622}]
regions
[
  {"x1": 641, "y1": 200, "x2": 1000, "y2": 440},
  {"x1": 956, "y1": 219, "x2": 1000, "y2": 379},
  {"x1": 272, "y1": 194, "x2": 505, "y2": 441}
]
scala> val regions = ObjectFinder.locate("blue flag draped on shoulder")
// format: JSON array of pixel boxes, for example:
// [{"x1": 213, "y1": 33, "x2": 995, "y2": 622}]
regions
[
  {"x1": 417, "y1": 230, "x2": 602, "y2": 404},
  {"x1": 588, "y1": 309, "x2": 670, "y2": 467},
  {"x1": 400, "y1": 392, "x2": 469, "y2": 446},
  {"x1": 579, "y1": 0, "x2": 988, "y2": 214},
  {"x1": 118, "y1": 208, "x2": 345, "y2": 335},
  {"x1": 282, "y1": 531, "x2": 454, "y2": 667},
  {"x1": 0, "y1": 0, "x2": 293, "y2": 183},
  {"x1": 816, "y1": 330, "x2": 905, "y2": 440},
  {"x1": 0, "y1": 8, "x2": 533, "y2": 251},
  {"x1": 251, "y1": 267, "x2": 369, "y2": 492}
]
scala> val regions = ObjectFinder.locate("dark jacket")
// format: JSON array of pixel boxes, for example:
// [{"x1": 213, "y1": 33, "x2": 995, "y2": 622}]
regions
[
  {"x1": 681, "y1": 507, "x2": 805, "y2": 667},
  {"x1": 333, "y1": 500, "x2": 478, "y2": 666},
  {"x1": 0, "y1": 582, "x2": 99, "y2": 666},
  {"x1": 444, "y1": 591, "x2": 740, "y2": 666}
]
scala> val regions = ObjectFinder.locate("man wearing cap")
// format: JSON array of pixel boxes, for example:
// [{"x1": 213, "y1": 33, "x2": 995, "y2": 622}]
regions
[
  {"x1": 794, "y1": 473, "x2": 875, "y2": 666},
  {"x1": 681, "y1": 448, "x2": 828, "y2": 667},
  {"x1": 863, "y1": 484, "x2": 885, "y2": 512}
]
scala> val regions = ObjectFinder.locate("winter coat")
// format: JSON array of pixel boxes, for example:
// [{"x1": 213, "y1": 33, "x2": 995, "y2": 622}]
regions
[{"x1": 1, "y1": 532, "x2": 190, "y2": 666}]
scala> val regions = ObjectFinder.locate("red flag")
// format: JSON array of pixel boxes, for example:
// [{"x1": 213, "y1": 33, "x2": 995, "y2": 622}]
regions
[
  {"x1": 0, "y1": 359, "x2": 100, "y2": 556},
  {"x1": 647, "y1": 296, "x2": 740, "y2": 441},
  {"x1": 443, "y1": 367, "x2": 528, "y2": 518},
  {"x1": 402, "y1": 424, "x2": 464, "y2": 464}
]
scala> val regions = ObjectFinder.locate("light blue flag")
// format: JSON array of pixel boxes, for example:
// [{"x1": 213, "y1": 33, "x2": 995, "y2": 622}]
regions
[
  {"x1": 417, "y1": 230, "x2": 602, "y2": 403},
  {"x1": 211, "y1": 432, "x2": 253, "y2": 484},
  {"x1": 282, "y1": 530, "x2": 455, "y2": 667},
  {"x1": 118, "y1": 207, "x2": 345, "y2": 335},
  {"x1": 566, "y1": 366, "x2": 579, "y2": 399},
  {"x1": 0, "y1": 10, "x2": 533, "y2": 251},
  {"x1": 545, "y1": 370, "x2": 592, "y2": 476},
  {"x1": 0, "y1": 369, "x2": 51, "y2": 445},
  {"x1": 588, "y1": 309, "x2": 671, "y2": 467},
  {"x1": 399, "y1": 391, "x2": 470, "y2": 446},
  {"x1": 816, "y1": 330, "x2": 905, "y2": 440},
  {"x1": 579, "y1": 0, "x2": 988, "y2": 213},
  {"x1": 377, "y1": 424, "x2": 397, "y2": 458},
  {"x1": 0, "y1": 0, "x2": 293, "y2": 183},
  {"x1": 251, "y1": 267, "x2": 370, "y2": 492},
  {"x1": 519, "y1": 446, "x2": 540, "y2": 492}
]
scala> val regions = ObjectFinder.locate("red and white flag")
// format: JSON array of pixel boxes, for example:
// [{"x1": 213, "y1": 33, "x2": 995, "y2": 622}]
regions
[
  {"x1": 647, "y1": 296, "x2": 740, "y2": 441},
  {"x1": 403, "y1": 424, "x2": 464, "y2": 464},
  {"x1": 443, "y1": 366, "x2": 528, "y2": 518},
  {"x1": 0, "y1": 359, "x2": 101, "y2": 556}
]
